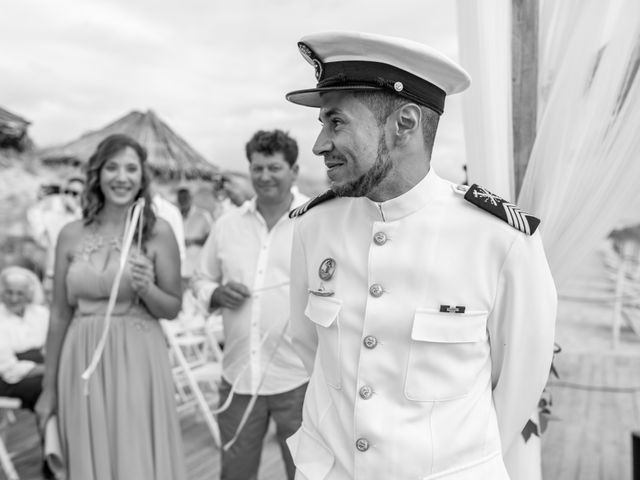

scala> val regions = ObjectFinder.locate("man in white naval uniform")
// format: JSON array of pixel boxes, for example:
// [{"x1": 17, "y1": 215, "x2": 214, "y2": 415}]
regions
[{"x1": 284, "y1": 32, "x2": 557, "y2": 480}]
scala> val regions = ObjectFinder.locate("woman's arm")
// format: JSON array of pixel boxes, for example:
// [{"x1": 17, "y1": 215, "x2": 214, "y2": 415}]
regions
[
  {"x1": 36, "y1": 221, "x2": 78, "y2": 426},
  {"x1": 131, "y1": 218, "x2": 182, "y2": 319}
]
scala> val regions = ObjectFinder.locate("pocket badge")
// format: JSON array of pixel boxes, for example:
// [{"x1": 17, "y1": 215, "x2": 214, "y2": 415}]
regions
[{"x1": 318, "y1": 258, "x2": 336, "y2": 281}]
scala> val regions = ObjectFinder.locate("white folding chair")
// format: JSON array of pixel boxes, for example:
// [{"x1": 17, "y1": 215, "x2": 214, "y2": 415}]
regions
[
  {"x1": 161, "y1": 319, "x2": 222, "y2": 447},
  {"x1": 609, "y1": 239, "x2": 640, "y2": 348},
  {"x1": 0, "y1": 397, "x2": 21, "y2": 480}
]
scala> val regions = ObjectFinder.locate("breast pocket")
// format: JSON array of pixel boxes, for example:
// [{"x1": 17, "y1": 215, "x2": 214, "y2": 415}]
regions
[
  {"x1": 304, "y1": 295, "x2": 342, "y2": 390},
  {"x1": 404, "y1": 309, "x2": 489, "y2": 401}
]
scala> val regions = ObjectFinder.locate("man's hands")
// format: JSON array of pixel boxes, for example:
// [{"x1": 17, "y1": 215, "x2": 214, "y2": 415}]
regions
[{"x1": 210, "y1": 282, "x2": 250, "y2": 310}]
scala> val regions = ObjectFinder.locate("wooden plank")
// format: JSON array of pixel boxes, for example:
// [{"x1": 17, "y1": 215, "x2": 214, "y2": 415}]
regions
[
  {"x1": 512, "y1": 0, "x2": 539, "y2": 198},
  {"x1": 0, "y1": 410, "x2": 285, "y2": 480}
]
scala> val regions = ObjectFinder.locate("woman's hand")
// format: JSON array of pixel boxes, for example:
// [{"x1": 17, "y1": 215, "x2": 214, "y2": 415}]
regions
[
  {"x1": 35, "y1": 387, "x2": 57, "y2": 433},
  {"x1": 129, "y1": 250, "x2": 155, "y2": 297}
]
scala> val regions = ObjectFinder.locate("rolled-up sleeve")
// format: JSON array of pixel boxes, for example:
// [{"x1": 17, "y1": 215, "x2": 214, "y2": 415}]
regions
[{"x1": 488, "y1": 231, "x2": 557, "y2": 453}]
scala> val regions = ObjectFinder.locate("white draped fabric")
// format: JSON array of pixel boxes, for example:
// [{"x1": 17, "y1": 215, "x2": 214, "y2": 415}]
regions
[
  {"x1": 456, "y1": 0, "x2": 514, "y2": 200},
  {"x1": 457, "y1": 0, "x2": 640, "y2": 479},
  {"x1": 519, "y1": 0, "x2": 640, "y2": 289}
]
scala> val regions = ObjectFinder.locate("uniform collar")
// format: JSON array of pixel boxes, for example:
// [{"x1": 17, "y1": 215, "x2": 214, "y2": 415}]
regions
[{"x1": 369, "y1": 168, "x2": 450, "y2": 222}]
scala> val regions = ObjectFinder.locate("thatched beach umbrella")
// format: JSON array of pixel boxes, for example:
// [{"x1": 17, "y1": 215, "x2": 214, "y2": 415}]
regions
[
  {"x1": 38, "y1": 110, "x2": 218, "y2": 181},
  {"x1": 0, "y1": 105, "x2": 32, "y2": 151}
]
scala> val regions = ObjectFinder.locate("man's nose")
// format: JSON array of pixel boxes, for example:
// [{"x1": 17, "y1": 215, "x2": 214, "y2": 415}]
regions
[
  {"x1": 258, "y1": 169, "x2": 271, "y2": 181},
  {"x1": 312, "y1": 129, "x2": 332, "y2": 156}
]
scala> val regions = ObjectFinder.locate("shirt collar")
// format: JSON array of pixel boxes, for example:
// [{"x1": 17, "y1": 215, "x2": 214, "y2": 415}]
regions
[
  {"x1": 368, "y1": 168, "x2": 451, "y2": 222},
  {"x1": 241, "y1": 188, "x2": 308, "y2": 215}
]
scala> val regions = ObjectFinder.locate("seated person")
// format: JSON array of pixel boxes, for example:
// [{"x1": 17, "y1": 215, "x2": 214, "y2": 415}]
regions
[{"x1": 0, "y1": 266, "x2": 49, "y2": 411}]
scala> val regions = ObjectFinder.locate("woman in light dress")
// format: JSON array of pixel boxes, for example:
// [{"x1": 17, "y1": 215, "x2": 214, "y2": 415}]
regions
[{"x1": 36, "y1": 134, "x2": 187, "y2": 480}]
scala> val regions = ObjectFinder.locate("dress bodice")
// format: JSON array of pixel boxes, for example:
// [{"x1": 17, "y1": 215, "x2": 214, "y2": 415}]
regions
[{"x1": 66, "y1": 234, "x2": 139, "y2": 316}]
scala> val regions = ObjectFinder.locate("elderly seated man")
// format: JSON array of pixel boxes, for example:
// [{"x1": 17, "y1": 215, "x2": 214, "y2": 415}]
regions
[{"x1": 0, "y1": 266, "x2": 49, "y2": 411}]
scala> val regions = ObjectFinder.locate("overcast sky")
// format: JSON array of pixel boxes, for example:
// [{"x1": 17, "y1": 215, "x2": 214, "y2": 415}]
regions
[{"x1": 1, "y1": 0, "x2": 467, "y2": 184}]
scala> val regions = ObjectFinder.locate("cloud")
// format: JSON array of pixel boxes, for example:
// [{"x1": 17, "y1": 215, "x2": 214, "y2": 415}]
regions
[{"x1": 1, "y1": 0, "x2": 465, "y2": 182}]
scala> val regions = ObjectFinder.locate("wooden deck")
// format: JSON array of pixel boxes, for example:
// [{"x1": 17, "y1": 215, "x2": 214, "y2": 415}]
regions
[
  {"x1": 0, "y1": 409, "x2": 285, "y2": 480},
  {"x1": 2, "y1": 297, "x2": 640, "y2": 480},
  {"x1": 540, "y1": 298, "x2": 640, "y2": 480}
]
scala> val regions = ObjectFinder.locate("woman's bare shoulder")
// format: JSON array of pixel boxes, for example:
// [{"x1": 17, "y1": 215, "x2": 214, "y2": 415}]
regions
[{"x1": 58, "y1": 219, "x2": 85, "y2": 243}]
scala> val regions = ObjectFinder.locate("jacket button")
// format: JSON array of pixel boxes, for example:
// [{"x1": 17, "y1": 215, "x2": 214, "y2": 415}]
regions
[
  {"x1": 373, "y1": 232, "x2": 387, "y2": 245},
  {"x1": 369, "y1": 284, "x2": 383, "y2": 297},
  {"x1": 359, "y1": 385, "x2": 373, "y2": 399},
  {"x1": 356, "y1": 438, "x2": 370, "y2": 452},
  {"x1": 363, "y1": 336, "x2": 378, "y2": 349}
]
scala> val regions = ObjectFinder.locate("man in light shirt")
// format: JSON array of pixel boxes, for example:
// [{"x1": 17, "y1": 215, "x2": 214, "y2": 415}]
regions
[
  {"x1": 0, "y1": 266, "x2": 49, "y2": 411},
  {"x1": 151, "y1": 189, "x2": 186, "y2": 271},
  {"x1": 176, "y1": 185, "x2": 213, "y2": 283},
  {"x1": 192, "y1": 129, "x2": 308, "y2": 480}
]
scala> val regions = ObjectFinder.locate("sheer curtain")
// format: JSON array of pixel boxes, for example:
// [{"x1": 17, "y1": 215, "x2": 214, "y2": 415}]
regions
[
  {"x1": 456, "y1": 0, "x2": 514, "y2": 200},
  {"x1": 456, "y1": 0, "x2": 640, "y2": 479},
  {"x1": 519, "y1": 0, "x2": 640, "y2": 290}
]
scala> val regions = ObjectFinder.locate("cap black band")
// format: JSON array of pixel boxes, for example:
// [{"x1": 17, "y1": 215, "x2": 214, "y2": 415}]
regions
[{"x1": 317, "y1": 60, "x2": 446, "y2": 114}]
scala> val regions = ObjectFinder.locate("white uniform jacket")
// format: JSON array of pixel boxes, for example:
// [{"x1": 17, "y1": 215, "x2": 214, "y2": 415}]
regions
[{"x1": 287, "y1": 170, "x2": 557, "y2": 480}]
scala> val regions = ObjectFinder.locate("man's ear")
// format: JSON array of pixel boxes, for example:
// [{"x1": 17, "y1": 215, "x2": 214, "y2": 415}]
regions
[
  {"x1": 390, "y1": 103, "x2": 421, "y2": 144},
  {"x1": 291, "y1": 162, "x2": 300, "y2": 177}
]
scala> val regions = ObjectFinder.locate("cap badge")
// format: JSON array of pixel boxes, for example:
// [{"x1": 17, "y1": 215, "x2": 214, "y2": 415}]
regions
[
  {"x1": 298, "y1": 42, "x2": 323, "y2": 81},
  {"x1": 318, "y1": 258, "x2": 336, "y2": 281},
  {"x1": 394, "y1": 81, "x2": 404, "y2": 92}
]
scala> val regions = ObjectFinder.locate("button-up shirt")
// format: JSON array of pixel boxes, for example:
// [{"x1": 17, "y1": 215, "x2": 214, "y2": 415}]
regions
[
  {"x1": 287, "y1": 170, "x2": 556, "y2": 479},
  {"x1": 0, "y1": 303, "x2": 49, "y2": 384},
  {"x1": 192, "y1": 190, "x2": 309, "y2": 395}
]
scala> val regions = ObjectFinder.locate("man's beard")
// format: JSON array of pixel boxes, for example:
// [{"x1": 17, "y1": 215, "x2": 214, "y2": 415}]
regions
[{"x1": 330, "y1": 132, "x2": 392, "y2": 198}]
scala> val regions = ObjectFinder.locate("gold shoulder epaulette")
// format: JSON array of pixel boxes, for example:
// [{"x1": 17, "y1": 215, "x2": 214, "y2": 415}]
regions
[
  {"x1": 455, "y1": 184, "x2": 540, "y2": 235},
  {"x1": 289, "y1": 190, "x2": 337, "y2": 218}
]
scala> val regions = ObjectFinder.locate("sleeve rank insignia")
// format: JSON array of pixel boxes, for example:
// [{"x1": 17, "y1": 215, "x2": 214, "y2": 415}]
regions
[
  {"x1": 289, "y1": 190, "x2": 337, "y2": 219},
  {"x1": 461, "y1": 184, "x2": 540, "y2": 235}
]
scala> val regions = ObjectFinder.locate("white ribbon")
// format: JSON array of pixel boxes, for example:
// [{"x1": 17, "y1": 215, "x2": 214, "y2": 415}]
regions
[
  {"x1": 221, "y1": 319, "x2": 289, "y2": 451},
  {"x1": 81, "y1": 198, "x2": 146, "y2": 393}
]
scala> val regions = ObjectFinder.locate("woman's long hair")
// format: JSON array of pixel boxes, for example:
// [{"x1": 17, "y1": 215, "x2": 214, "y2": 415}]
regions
[{"x1": 82, "y1": 134, "x2": 156, "y2": 246}]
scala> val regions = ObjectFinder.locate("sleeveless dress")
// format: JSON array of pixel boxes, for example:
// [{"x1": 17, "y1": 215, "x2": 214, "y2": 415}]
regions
[{"x1": 57, "y1": 234, "x2": 187, "y2": 480}]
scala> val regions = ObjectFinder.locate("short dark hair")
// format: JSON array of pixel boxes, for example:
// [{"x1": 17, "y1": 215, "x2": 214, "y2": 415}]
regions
[
  {"x1": 245, "y1": 129, "x2": 298, "y2": 167},
  {"x1": 353, "y1": 90, "x2": 440, "y2": 150}
]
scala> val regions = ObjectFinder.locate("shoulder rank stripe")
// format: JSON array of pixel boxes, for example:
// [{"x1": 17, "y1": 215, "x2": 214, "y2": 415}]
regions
[
  {"x1": 463, "y1": 184, "x2": 540, "y2": 235},
  {"x1": 289, "y1": 190, "x2": 337, "y2": 218}
]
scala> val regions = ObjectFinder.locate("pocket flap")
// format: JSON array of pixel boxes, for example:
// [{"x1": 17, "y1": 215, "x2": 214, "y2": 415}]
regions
[
  {"x1": 412, "y1": 309, "x2": 487, "y2": 343},
  {"x1": 304, "y1": 295, "x2": 342, "y2": 328},
  {"x1": 287, "y1": 426, "x2": 335, "y2": 479}
]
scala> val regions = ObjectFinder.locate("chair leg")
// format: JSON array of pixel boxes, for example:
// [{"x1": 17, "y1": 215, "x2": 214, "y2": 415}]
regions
[
  {"x1": 0, "y1": 436, "x2": 20, "y2": 480},
  {"x1": 612, "y1": 260, "x2": 627, "y2": 349}
]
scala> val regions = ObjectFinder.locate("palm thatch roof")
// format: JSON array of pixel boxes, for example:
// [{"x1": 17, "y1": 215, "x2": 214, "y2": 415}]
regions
[
  {"x1": 38, "y1": 110, "x2": 218, "y2": 180},
  {"x1": 0, "y1": 106, "x2": 32, "y2": 151}
]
